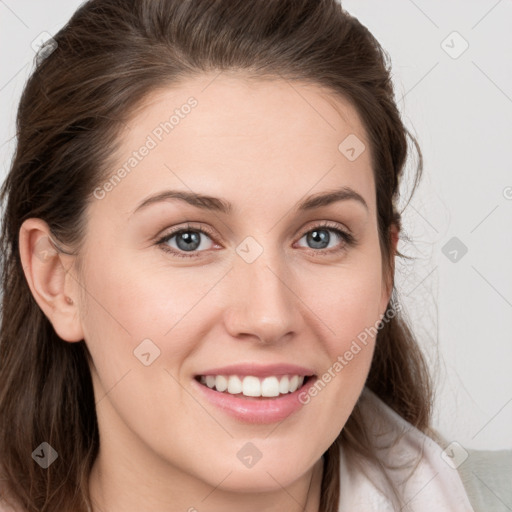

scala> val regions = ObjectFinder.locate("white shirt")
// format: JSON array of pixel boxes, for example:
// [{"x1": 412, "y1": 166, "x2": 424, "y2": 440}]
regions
[{"x1": 338, "y1": 387, "x2": 476, "y2": 511}]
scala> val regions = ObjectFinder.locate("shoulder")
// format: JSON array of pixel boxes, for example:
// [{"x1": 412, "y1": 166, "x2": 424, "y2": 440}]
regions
[
  {"x1": 357, "y1": 390, "x2": 512, "y2": 511},
  {"x1": 456, "y1": 447, "x2": 512, "y2": 512},
  {"x1": 429, "y1": 428, "x2": 512, "y2": 511},
  {"x1": 427, "y1": 427, "x2": 512, "y2": 512}
]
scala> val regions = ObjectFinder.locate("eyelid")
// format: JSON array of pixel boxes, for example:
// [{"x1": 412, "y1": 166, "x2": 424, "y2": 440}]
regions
[
  {"x1": 156, "y1": 222, "x2": 216, "y2": 239},
  {"x1": 154, "y1": 222, "x2": 220, "y2": 259},
  {"x1": 300, "y1": 219, "x2": 353, "y2": 238},
  {"x1": 155, "y1": 220, "x2": 356, "y2": 259},
  {"x1": 294, "y1": 220, "x2": 356, "y2": 256}
]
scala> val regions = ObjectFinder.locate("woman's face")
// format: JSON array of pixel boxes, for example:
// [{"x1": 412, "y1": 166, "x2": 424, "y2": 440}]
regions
[{"x1": 74, "y1": 74, "x2": 394, "y2": 496}]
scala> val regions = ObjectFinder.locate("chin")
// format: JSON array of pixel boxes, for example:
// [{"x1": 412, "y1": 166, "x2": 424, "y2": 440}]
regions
[{"x1": 196, "y1": 455, "x2": 313, "y2": 493}]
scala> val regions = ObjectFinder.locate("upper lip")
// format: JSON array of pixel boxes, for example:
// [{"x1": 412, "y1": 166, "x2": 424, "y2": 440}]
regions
[{"x1": 195, "y1": 363, "x2": 316, "y2": 378}]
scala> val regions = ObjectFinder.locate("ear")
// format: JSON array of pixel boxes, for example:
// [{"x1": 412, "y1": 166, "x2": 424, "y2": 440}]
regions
[
  {"x1": 380, "y1": 223, "x2": 399, "y2": 314},
  {"x1": 19, "y1": 218, "x2": 84, "y2": 342}
]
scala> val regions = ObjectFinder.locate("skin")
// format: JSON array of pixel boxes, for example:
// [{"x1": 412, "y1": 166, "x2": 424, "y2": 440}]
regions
[{"x1": 19, "y1": 72, "x2": 398, "y2": 512}]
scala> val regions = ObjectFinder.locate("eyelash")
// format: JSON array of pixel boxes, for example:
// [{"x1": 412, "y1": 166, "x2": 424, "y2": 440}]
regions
[{"x1": 155, "y1": 221, "x2": 356, "y2": 259}]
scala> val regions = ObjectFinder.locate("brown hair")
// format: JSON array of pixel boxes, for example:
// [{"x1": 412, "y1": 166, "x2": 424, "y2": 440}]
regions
[{"x1": 0, "y1": 1, "x2": 431, "y2": 510}]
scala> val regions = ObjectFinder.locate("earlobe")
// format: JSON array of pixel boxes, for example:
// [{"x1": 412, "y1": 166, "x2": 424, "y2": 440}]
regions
[{"x1": 18, "y1": 218, "x2": 84, "y2": 342}]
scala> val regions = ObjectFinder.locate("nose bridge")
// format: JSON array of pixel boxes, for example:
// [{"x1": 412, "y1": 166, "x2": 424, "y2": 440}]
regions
[{"x1": 225, "y1": 239, "x2": 298, "y2": 343}]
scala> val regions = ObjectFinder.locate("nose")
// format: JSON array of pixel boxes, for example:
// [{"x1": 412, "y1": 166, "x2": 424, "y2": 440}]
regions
[{"x1": 223, "y1": 246, "x2": 302, "y2": 345}]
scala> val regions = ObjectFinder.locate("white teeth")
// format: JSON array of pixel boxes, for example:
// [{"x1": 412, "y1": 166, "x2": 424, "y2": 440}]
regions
[
  {"x1": 227, "y1": 375, "x2": 242, "y2": 394},
  {"x1": 199, "y1": 374, "x2": 306, "y2": 397},
  {"x1": 261, "y1": 376, "x2": 280, "y2": 397},
  {"x1": 242, "y1": 376, "x2": 261, "y2": 397},
  {"x1": 289, "y1": 375, "x2": 299, "y2": 393},
  {"x1": 216, "y1": 375, "x2": 228, "y2": 392},
  {"x1": 278, "y1": 376, "x2": 289, "y2": 394}
]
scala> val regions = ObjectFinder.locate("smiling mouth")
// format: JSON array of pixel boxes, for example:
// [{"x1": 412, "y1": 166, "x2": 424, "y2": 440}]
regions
[{"x1": 194, "y1": 374, "x2": 315, "y2": 399}]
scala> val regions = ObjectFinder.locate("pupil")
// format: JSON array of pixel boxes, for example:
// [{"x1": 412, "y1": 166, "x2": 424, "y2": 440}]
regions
[
  {"x1": 174, "y1": 229, "x2": 330, "y2": 252},
  {"x1": 177, "y1": 231, "x2": 200, "y2": 251},
  {"x1": 308, "y1": 229, "x2": 329, "y2": 249}
]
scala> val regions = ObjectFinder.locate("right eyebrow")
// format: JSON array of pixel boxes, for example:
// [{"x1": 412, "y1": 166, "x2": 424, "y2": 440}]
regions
[
  {"x1": 131, "y1": 185, "x2": 368, "y2": 217},
  {"x1": 132, "y1": 190, "x2": 232, "y2": 216}
]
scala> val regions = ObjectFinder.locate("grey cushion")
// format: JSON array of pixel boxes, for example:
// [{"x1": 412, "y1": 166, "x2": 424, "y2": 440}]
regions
[{"x1": 456, "y1": 448, "x2": 512, "y2": 512}]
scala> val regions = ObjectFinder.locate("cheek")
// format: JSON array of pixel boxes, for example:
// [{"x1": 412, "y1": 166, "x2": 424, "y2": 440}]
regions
[
  {"x1": 300, "y1": 251, "x2": 384, "y2": 351},
  {"x1": 294, "y1": 249, "x2": 384, "y2": 414},
  {"x1": 79, "y1": 249, "x2": 230, "y2": 368}
]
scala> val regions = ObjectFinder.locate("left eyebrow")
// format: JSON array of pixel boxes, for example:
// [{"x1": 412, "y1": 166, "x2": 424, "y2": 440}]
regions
[
  {"x1": 295, "y1": 186, "x2": 368, "y2": 212},
  {"x1": 131, "y1": 185, "x2": 368, "y2": 216}
]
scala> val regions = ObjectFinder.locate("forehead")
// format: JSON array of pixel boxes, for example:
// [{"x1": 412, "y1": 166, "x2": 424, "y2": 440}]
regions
[{"x1": 98, "y1": 73, "x2": 375, "y2": 218}]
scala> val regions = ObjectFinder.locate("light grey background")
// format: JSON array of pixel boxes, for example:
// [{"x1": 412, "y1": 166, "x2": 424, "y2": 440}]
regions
[{"x1": 1, "y1": 1, "x2": 511, "y2": 450}]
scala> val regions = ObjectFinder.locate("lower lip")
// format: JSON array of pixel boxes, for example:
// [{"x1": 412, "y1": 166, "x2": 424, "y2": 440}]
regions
[{"x1": 191, "y1": 376, "x2": 317, "y2": 424}]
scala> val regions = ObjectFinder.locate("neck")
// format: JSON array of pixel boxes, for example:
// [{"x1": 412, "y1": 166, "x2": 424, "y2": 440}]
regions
[{"x1": 89, "y1": 451, "x2": 324, "y2": 512}]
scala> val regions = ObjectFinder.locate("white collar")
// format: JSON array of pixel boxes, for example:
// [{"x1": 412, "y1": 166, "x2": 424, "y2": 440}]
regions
[{"x1": 338, "y1": 388, "x2": 475, "y2": 511}]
